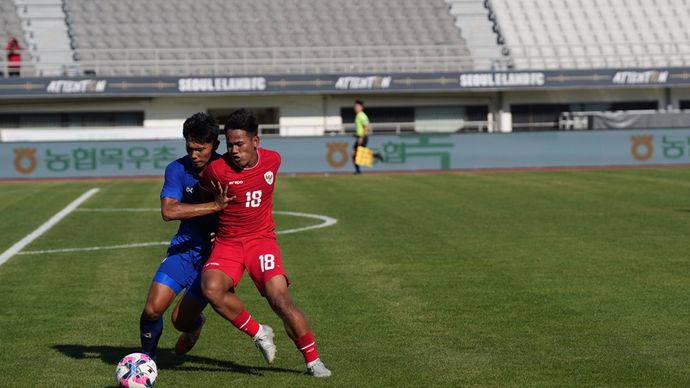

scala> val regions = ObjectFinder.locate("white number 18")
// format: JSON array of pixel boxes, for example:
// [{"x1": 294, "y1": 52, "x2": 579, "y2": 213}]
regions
[
  {"x1": 245, "y1": 190, "x2": 262, "y2": 208},
  {"x1": 259, "y1": 254, "x2": 275, "y2": 272}
]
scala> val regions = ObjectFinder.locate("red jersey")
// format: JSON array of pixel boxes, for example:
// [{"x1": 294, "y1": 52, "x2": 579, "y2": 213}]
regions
[{"x1": 200, "y1": 148, "x2": 280, "y2": 241}]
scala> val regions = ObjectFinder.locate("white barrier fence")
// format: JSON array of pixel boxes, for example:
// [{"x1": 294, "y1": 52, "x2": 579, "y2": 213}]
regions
[{"x1": 0, "y1": 121, "x2": 493, "y2": 143}]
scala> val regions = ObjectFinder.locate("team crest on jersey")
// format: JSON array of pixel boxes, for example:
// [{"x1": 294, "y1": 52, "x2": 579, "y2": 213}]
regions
[{"x1": 264, "y1": 171, "x2": 274, "y2": 185}]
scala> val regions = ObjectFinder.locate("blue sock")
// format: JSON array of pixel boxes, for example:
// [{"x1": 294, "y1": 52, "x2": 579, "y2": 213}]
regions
[
  {"x1": 140, "y1": 312, "x2": 163, "y2": 358},
  {"x1": 186, "y1": 314, "x2": 204, "y2": 333}
]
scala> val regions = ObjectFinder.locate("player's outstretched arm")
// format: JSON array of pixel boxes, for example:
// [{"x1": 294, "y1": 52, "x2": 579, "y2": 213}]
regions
[{"x1": 161, "y1": 181, "x2": 233, "y2": 221}]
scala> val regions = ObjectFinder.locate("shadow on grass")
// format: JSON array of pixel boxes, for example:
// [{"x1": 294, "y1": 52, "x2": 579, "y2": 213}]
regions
[
  {"x1": 676, "y1": 209, "x2": 690, "y2": 213},
  {"x1": 52, "y1": 344, "x2": 302, "y2": 376}
]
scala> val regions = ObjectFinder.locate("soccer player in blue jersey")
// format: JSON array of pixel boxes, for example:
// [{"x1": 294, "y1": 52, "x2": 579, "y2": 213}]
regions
[{"x1": 139, "y1": 112, "x2": 235, "y2": 358}]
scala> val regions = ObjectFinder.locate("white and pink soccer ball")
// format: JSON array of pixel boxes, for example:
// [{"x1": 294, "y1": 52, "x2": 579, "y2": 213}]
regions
[{"x1": 115, "y1": 352, "x2": 158, "y2": 387}]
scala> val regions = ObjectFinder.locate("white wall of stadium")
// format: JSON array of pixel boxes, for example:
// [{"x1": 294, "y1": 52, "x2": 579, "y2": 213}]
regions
[
  {"x1": 1, "y1": 129, "x2": 688, "y2": 179},
  {"x1": 2, "y1": 87, "x2": 690, "y2": 137}
]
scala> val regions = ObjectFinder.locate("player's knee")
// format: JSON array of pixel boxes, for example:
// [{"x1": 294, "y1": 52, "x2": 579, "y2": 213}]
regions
[
  {"x1": 201, "y1": 279, "x2": 226, "y2": 305},
  {"x1": 143, "y1": 302, "x2": 163, "y2": 321}
]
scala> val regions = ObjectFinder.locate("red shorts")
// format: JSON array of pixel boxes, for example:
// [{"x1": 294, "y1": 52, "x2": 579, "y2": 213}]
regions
[{"x1": 202, "y1": 237, "x2": 288, "y2": 295}]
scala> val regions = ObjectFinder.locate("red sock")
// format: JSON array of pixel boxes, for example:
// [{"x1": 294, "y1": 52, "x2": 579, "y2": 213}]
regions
[
  {"x1": 231, "y1": 310, "x2": 260, "y2": 338},
  {"x1": 294, "y1": 332, "x2": 320, "y2": 363}
]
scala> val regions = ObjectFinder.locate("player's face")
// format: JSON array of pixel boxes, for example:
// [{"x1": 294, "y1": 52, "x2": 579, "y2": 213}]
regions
[
  {"x1": 186, "y1": 140, "x2": 217, "y2": 169},
  {"x1": 226, "y1": 129, "x2": 260, "y2": 168},
  {"x1": 354, "y1": 103, "x2": 363, "y2": 113}
]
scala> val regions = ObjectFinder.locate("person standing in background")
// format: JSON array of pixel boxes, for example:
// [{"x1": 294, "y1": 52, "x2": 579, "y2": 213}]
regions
[
  {"x1": 5, "y1": 37, "x2": 23, "y2": 76},
  {"x1": 352, "y1": 100, "x2": 383, "y2": 174}
]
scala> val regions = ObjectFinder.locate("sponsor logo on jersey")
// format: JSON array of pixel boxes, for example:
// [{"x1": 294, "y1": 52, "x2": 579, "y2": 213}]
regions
[
  {"x1": 264, "y1": 171, "x2": 274, "y2": 185},
  {"x1": 227, "y1": 180, "x2": 244, "y2": 185}
]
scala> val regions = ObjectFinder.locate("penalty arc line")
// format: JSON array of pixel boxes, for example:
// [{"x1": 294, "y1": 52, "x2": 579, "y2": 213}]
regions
[
  {"x1": 272, "y1": 211, "x2": 338, "y2": 234},
  {"x1": 17, "y1": 209, "x2": 337, "y2": 255},
  {"x1": 0, "y1": 188, "x2": 100, "y2": 266}
]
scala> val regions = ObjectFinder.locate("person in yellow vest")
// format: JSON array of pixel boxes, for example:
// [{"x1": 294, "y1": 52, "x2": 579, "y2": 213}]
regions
[{"x1": 352, "y1": 100, "x2": 383, "y2": 174}]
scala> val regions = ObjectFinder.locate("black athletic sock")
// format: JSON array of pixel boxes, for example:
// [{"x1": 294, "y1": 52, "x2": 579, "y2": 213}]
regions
[{"x1": 140, "y1": 312, "x2": 163, "y2": 358}]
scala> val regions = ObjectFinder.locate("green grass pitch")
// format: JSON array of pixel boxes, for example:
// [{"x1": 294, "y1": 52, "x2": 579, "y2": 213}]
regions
[{"x1": 1, "y1": 168, "x2": 690, "y2": 387}]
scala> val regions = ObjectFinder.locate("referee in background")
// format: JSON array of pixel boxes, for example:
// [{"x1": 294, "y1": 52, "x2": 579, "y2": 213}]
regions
[{"x1": 352, "y1": 100, "x2": 383, "y2": 174}]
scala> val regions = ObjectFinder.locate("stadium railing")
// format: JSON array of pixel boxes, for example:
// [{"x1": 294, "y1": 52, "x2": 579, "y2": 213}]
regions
[
  {"x1": 0, "y1": 44, "x2": 477, "y2": 77},
  {"x1": 258, "y1": 121, "x2": 490, "y2": 137},
  {"x1": 0, "y1": 121, "x2": 492, "y2": 142},
  {"x1": 558, "y1": 109, "x2": 690, "y2": 130},
  {"x1": 1, "y1": 41, "x2": 688, "y2": 77}
]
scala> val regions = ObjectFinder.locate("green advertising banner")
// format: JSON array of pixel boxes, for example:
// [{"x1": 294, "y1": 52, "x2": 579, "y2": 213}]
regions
[
  {"x1": 2, "y1": 129, "x2": 690, "y2": 179},
  {"x1": 6, "y1": 142, "x2": 181, "y2": 178}
]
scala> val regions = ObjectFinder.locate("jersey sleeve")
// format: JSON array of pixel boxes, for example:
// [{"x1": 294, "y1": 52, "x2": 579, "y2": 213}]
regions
[
  {"x1": 275, "y1": 151, "x2": 282, "y2": 172},
  {"x1": 160, "y1": 161, "x2": 184, "y2": 201}
]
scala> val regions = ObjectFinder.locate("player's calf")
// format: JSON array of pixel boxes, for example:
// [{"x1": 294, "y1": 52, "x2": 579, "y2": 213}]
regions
[
  {"x1": 174, "y1": 313, "x2": 206, "y2": 356},
  {"x1": 202, "y1": 270, "x2": 277, "y2": 363},
  {"x1": 140, "y1": 310, "x2": 163, "y2": 358},
  {"x1": 264, "y1": 277, "x2": 331, "y2": 377},
  {"x1": 140, "y1": 282, "x2": 177, "y2": 358}
]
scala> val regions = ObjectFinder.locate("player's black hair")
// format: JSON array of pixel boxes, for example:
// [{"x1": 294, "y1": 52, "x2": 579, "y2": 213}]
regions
[
  {"x1": 354, "y1": 99, "x2": 365, "y2": 106},
  {"x1": 182, "y1": 112, "x2": 220, "y2": 144},
  {"x1": 224, "y1": 108, "x2": 259, "y2": 137}
]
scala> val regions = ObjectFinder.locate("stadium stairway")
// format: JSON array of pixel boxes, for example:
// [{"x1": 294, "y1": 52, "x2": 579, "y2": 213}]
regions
[
  {"x1": 14, "y1": 0, "x2": 74, "y2": 76},
  {"x1": 1, "y1": 0, "x2": 24, "y2": 46},
  {"x1": 1, "y1": 0, "x2": 28, "y2": 71},
  {"x1": 445, "y1": 0, "x2": 507, "y2": 69}
]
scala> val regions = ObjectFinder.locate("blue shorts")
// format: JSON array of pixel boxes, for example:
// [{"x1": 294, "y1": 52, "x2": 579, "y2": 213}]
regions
[{"x1": 152, "y1": 249, "x2": 207, "y2": 304}]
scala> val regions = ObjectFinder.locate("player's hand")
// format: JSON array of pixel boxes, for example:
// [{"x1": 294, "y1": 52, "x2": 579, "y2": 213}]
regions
[
  {"x1": 210, "y1": 180, "x2": 234, "y2": 210},
  {"x1": 357, "y1": 137, "x2": 363, "y2": 146}
]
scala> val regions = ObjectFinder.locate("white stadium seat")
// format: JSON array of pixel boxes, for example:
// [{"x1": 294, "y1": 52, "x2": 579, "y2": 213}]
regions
[{"x1": 491, "y1": 0, "x2": 690, "y2": 69}]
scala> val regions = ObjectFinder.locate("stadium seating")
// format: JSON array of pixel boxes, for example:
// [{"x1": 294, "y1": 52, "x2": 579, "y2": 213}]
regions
[
  {"x1": 63, "y1": 0, "x2": 474, "y2": 75},
  {"x1": 13, "y1": 0, "x2": 690, "y2": 75},
  {"x1": 490, "y1": 0, "x2": 690, "y2": 69}
]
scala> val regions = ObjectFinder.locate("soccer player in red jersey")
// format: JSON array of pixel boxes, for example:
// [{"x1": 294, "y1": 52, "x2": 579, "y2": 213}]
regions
[{"x1": 199, "y1": 109, "x2": 331, "y2": 377}]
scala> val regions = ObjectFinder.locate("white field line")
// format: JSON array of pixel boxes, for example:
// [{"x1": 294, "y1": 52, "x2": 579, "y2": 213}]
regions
[
  {"x1": 0, "y1": 188, "x2": 100, "y2": 266},
  {"x1": 272, "y1": 211, "x2": 338, "y2": 235},
  {"x1": 18, "y1": 209, "x2": 337, "y2": 256},
  {"x1": 75, "y1": 208, "x2": 159, "y2": 212},
  {"x1": 17, "y1": 241, "x2": 169, "y2": 255}
]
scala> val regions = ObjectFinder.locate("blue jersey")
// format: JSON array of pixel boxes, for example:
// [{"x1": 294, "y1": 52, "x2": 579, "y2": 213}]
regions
[{"x1": 160, "y1": 154, "x2": 220, "y2": 260}]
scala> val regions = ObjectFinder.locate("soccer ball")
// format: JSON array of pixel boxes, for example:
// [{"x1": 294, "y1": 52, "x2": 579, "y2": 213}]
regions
[{"x1": 115, "y1": 352, "x2": 158, "y2": 387}]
